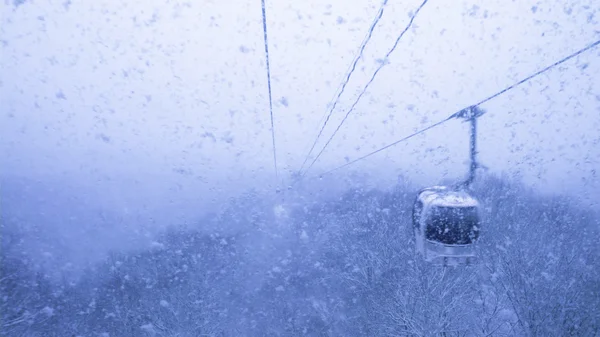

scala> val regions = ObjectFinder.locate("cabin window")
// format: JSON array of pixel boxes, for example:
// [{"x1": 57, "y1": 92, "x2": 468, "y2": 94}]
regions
[{"x1": 425, "y1": 206, "x2": 480, "y2": 244}]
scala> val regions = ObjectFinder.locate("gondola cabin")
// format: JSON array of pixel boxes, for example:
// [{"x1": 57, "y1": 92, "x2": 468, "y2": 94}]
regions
[{"x1": 412, "y1": 186, "x2": 481, "y2": 266}]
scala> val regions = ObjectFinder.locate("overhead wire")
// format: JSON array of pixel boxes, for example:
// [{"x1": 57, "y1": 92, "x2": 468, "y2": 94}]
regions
[
  {"x1": 470, "y1": 39, "x2": 600, "y2": 108},
  {"x1": 312, "y1": 38, "x2": 600, "y2": 179},
  {"x1": 315, "y1": 116, "x2": 453, "y2": 178},
  {"x1": 302, "y1": 0, "x2": 430, "y2": 177},
  {"x1": 298, "y1": 0, "x2": 390, "y2": 173},
  {"x1": 260, "y1": 0, "x2": 279, "y2": 179}
]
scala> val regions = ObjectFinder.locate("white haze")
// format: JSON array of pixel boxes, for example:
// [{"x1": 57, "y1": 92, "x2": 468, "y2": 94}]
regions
[{"x1": 1, "y1": 0, "x2": 599, "y2": 269}]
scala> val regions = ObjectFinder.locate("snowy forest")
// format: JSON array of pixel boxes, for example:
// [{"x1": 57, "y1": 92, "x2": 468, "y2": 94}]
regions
[{"x1": 2, "y1": 174, "x2": 599, "y2": 336}]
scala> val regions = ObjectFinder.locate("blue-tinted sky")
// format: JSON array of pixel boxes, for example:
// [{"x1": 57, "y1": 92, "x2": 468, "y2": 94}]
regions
[{"x1": 1, "y1": 0, "x2": 599, "y2": 224}]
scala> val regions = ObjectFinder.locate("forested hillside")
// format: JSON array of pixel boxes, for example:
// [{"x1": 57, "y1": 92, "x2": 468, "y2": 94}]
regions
[{"x1": 2, "y1": 174, "x2": 599, "y2": 336}]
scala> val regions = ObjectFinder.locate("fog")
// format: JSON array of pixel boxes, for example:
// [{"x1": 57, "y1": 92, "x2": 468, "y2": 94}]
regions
[
  {"x1": 1, "y1": 0, "x2": 599, "y2": 274},
  {"x1": 2, "y1": 0, "x2": 600, "y2": 335}
]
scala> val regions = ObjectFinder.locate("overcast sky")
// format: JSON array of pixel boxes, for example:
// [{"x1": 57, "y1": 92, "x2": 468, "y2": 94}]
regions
[{"x1": 1, "y1": 0, "x2": 599, "y2": 214}]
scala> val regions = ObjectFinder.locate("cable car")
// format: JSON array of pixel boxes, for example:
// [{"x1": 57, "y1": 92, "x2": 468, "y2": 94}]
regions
[{"x1": 412, "y1": 186, "x2": 481, "y2": 266}]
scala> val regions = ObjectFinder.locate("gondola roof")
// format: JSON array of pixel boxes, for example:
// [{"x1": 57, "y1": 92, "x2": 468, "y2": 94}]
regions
[{"x1": 417, "y1": 186, "x2": 479, "y2": 208}]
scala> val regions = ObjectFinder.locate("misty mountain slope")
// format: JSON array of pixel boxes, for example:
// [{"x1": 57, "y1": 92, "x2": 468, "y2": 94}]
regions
[
  {"x1": 1, "y1": 174, "x2": 599, "y2": 336},
  {"x1": 0, "y1": 175, "x2": 158, "y2": 275}
]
